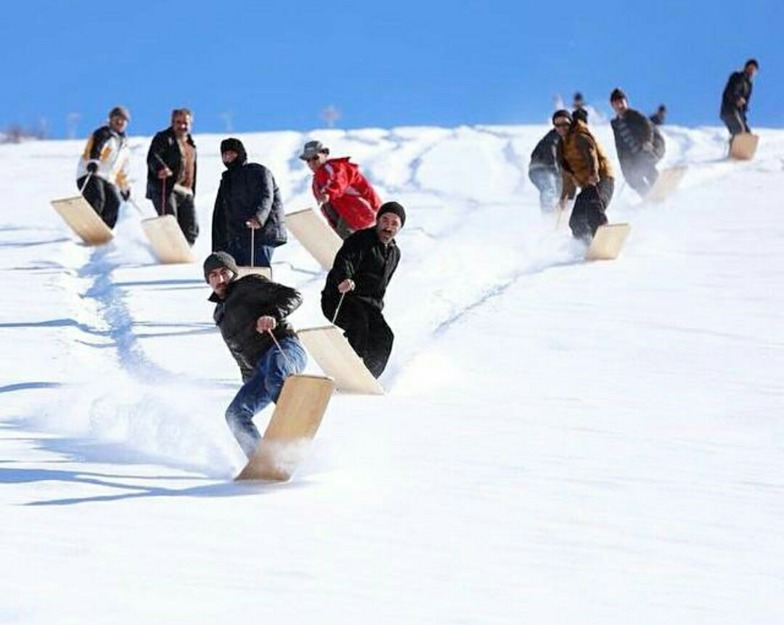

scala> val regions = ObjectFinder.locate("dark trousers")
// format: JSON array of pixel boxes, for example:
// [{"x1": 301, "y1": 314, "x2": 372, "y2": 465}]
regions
[
  {"x1": 570, "y1": 177, "x2": 614, "y2": 240},
  {"x1": 151, "y1": 189, "x2": 199, "y2": 245},
  {"x1": 621, "y1": 156, "x2": 659, "y2": 197},
  {"x1": 321, "y1": 202, "x2": 354, "y2": 240},
  {"x1": 322, "y1": 295, "x2": 394, "y2": 378},
  {"x1": 77, "y1": 176, "x2": 121, "y2": 229},
  {"x1": 721, "y1": 110, "x2": 749, "y2": 137}
]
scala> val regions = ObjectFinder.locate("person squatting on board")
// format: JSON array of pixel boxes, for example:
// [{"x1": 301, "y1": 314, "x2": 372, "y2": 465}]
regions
[
  {"x1": 300, "y1": 140, "x2": 382, "y2": 240},
  {"x1": 204, "y1": 251, "x2": 307, "y2": 458},
  {"x1": 75, "y1": 106, "x2": 132, "y2": 228},
  {"x1": 321, "y1": 202, "x2": 404, "y2": 378},
  {"x1": 554, "y1": 109, "x2": 615, "y2": 241}
]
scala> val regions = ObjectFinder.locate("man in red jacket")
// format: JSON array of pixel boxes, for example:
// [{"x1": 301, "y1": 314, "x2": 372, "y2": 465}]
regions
[{"x1": 300, "y1": 140, "x2": 382, "y2": 239}]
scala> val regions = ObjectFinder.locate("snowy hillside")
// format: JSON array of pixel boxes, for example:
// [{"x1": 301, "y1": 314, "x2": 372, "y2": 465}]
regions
[{"x1": 1, "y1": 123, "x2": 783, "y2": 625}]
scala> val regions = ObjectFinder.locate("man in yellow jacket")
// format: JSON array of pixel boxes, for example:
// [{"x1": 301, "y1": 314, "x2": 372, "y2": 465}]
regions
[{"x1": 553, "y1": 109, "x2": 615, "y2": 240}]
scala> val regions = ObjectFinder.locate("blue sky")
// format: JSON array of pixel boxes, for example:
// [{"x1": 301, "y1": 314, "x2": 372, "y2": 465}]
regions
[{"x1": 1, "y1": 0, "x2": 781, "y2": 138}]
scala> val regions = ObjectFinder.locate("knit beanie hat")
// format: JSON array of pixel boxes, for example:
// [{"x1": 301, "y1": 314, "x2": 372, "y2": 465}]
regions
[
  {"x1": 610, "y1": 88, "x2": 627, "y2": 102},
  {"x1": 203, "y1": 251, "x2": 239, "y2": 282},
  {"x1": 109, "y1": 106, "x2": 131, "y2": 121},
  {"x1": 377, "y1": 201, "x2": 406, "y2": 227},
  {"x1": 552, "y1": 109, "x2": 572, "y2": 124},
  {"x1": 220, "y1": 137, "x2": 247, "y2": 165}
]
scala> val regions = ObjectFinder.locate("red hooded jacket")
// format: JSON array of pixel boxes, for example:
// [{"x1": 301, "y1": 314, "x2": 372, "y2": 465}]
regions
[{"x1": 312, "y1": 157, "x2": 382, "y2": 230}]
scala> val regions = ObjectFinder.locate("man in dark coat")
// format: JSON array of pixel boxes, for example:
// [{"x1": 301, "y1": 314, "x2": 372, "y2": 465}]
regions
[
  {"x1": 720, "y1": 59, "x2": 758, "y2": 140},
  {"x1": 609, "y1": 88, "x2": 664, "y2": 197},
  {"x1": 146, "y1": 108, "x2": 199, "y2": 245},
  {"x1": 204, "y1": 251, "x2": 307, "y2": 457},
  {"x1": 528, "y1": 128, "x2": 562, "y2": 212},
  {"x1": 211, "y1": 138, "x2": 287, "y2": 268},
  {"x1": 321, "y1": 201, "x2": 404, "y2": 378}
]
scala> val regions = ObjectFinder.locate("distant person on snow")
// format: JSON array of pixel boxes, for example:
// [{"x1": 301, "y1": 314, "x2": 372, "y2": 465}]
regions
[
  {"x1": 528, "y1": 128, "x2": 562, "y2": 213},
  {"x1": 300, "y1": 140, "x2": 382, "y2": 240},
  {"x1": 204, "y1": 251, "x2": 307, "y2": 458},
  {"x1": 211, "y1": 138, "x2": 287, "y2": 268},
  {"x1": 146, "y1": 108, "x2": 199, "y2": 245},
  {"x1": 650, "y1": 104, "x2": 667, "y2": 126},
  {"x1": 720, "y1": 58, "x2": 758, "y2": 141},
  {"x1": 75, "y1": 106, "x2": 132, "y2": 229},
  {"x1": 321, "y1": 202, "x2": 404, "y2": 378},
  {"x1": 554, "y1": 109, "x2": 615, "y2": 241},
  {"x1": 610, "y1": 88, "x2": 665, "y2": 197},
  {"x1": 572, "y1": 91, "x2": 588, "y2": 122}
]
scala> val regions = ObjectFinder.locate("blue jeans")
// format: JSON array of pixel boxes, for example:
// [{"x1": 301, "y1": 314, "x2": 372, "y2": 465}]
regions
[
  {"x1": 528, "y1": 168, "x2": 562, "y2": 213},
  {"x1": 225, "y1": 336, "x2": 307, "y2": 457},
  {"x1": 226, "y1": 232, "x2": 274, "y2": 268}
]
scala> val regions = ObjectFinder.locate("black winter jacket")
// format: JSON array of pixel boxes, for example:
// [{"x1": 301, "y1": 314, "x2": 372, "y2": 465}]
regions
[
  {"x1": 209, "y1": 275, "x2": 302, "y2": 381},
  {"x1": 323, "y1": 228, "x2": 400, "y2": 311},
  {"x1": 145, "y1": 128, "x2": 197, "y2": 200},
  {"x1": 212, "y1": 162, "x2": 287, "y2": 250},
  {"x1": 529, "y1": 129, "x2": 561, "y2": 172},
  {"x1": 611, "y1": 109, "x2": 663, "y2": 162},
  {"x1": 721, "y1": 71, "x2": 753, "y2": 116}
]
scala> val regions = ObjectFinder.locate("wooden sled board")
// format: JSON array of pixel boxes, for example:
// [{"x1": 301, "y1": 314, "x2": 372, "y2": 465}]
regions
[
  {"x1": 645, "y1": 166, "x2": 688, "y2": 203},
  {"x1": 50, "y1": 196, "x2": 114, "y2": 245},
  {"x1": 730, "y1": 133, "x2": 759, "y2": 160},
  {"x1": 236, "y1": 266, "x2": 272, "y2": 280},
  {"x1": 235, "y1": 374, "x2": 335, "y2": 482},
  {"x1": 141, "y1": 215, "x2": 195, "y2": 264},
  {"x1": 297, "y1": 325, "x2": 385, "y2": 395},
  {"x1": 286, "y1": 208, "x2": 343, "y2": 270},
  {"x1": 585, "y1": 223, "x2": 631, "y2": 261}
]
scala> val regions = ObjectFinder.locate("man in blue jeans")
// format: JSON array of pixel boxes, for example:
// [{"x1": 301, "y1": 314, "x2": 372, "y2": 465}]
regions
[{"x1": 204, "y1": 251, "x2": 307, "y2": 457}]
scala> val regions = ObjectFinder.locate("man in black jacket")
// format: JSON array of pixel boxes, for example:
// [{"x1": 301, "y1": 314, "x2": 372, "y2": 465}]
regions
[
  {"x1": 211, "y1": 138, "x2": 287, "y2": 267},
  {"x1": 146, "y1": 108, "x2": 199, "y2": 245},
  {"x1": 321, "y1": 202, "x2": 404, "y2": 378},
  {"x1": 721, "y1": 59, "x2": 758, "y2": 140},
  {"x1": 528, "y1": 128, "x2": 562, "y2": 212},
  {"x1": 610, "y1": 88, "x2": 664, "y2": 197},
  {"x1": 204, "y1": 251, "x2": 307, "y2": 457}
]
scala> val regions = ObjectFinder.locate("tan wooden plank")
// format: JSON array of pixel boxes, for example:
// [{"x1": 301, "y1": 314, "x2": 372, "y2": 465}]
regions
[
  {"x1": 235, "y1": 374, "x2": 334, "y2": 481},
  {"x1": 286, "y1": 208, "x2": 343, "y2": 270},
  {"x1": 585, "y1": 223, "x2": 631, "y2": 261},
  {"x1": 645, "y1": 166, "x2": 688, "y2": 203},
  {"x1": 297, "y1": 325, "x2": 385, "y2": 395},
  {"x1": 730, "y1": 133, "x2": 759, "y2": 160},
  {"x1": 141, "y1": 215, "x2": 195, "y2": 264},
  {"x1": 50, "y1": 196, "x2": 114, "y2": 245}
]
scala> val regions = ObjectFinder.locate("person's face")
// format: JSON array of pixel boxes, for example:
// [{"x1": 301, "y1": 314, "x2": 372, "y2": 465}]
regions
[
  {"x1": 745, "y1": 65, "x2": 758, "y2": 79},
  {"x1": 306, "y1": 152, "x2": 326, "y2": 172},
  {"x1": 553, "y1": 116, "x2": 571, "y2": 137},
  {"x1": 109, "y1": 115, "x2": 128, "y2": 133},
  {"x1": 172, "y1": 113, "x2": 192, "y2": 136},
  {"x1": 611, "y1": 98, "x2": 628, "y2": 115},
  {"x1": 207, "y1": 267, "x2": 233, "y2": 298},
  {"x1": 376, "y1": 212, "x2": 402, "y2": 244},
  {"x1": 222, "y1": 150, "x2": 238, "y2": 165}
]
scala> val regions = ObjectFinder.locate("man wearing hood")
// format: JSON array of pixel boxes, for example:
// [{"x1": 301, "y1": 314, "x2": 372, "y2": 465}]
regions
[
  {"x1": 321, "y1": 201, "x2": 404, "y2": 378},
  {"x1": 299, "y1": 140, "x2": 382, "y2": 239},
  {"x1": 554, "y1": 109, "x2": 615, "y2": 240},
  {"x1": 204, "y1": 251, "x2": 306, "y2": 458},
  {"x1": 211, "y1": 138, "x2": 287, "y2": 268}
]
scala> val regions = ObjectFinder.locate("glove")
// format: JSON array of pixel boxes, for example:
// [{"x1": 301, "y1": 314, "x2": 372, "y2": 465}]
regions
[
  {"x1": 86, "y1": 162, "x2": 99, "y2": 174},
  {"x1": 120, "y1": 189, "x2": 131, "y2": 201}
]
